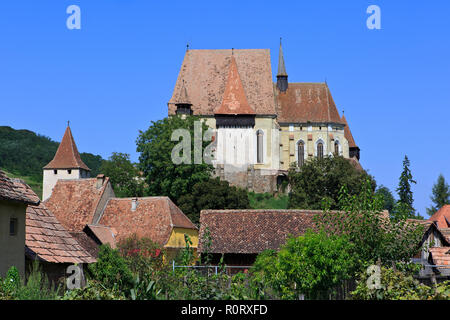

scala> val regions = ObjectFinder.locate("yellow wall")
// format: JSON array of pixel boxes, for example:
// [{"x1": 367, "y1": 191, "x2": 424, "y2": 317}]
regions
[
  {"x1": 165, "y1": 227, "x2": 199, "y2": 249},
  {"x1": 0, "y1": 200, "x2": 26, "y2": 277},
  {"x1": 279, "y1": 124, "x2": 349, "y2": 170}
]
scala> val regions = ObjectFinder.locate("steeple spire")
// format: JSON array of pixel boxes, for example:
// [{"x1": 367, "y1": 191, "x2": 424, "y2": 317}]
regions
[
  {"x1": 277, "y1": 38, "x2": 288, "y2": 92},
  {"x1": 43, "y1": 125, "x2": 90, "y2": 171}
]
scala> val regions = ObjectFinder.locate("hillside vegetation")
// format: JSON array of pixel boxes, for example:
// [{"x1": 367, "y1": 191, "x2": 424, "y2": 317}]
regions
[{"x1": 0, "y1": 126, "x2": 103, "y2": 197}]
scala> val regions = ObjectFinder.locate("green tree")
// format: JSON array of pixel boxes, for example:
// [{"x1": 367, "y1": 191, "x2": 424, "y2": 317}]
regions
[
  {"x1": 136, "y1": 116, "x2": 213, "y2": 204},
  {"x1": 394, "y1": 155, "x2": 417, "y2": 219},
  {"x1": 252, "y1": 231, "x2": 356, "y2": 300},
  {"x1": 288, "y1": 156, "x2": 376, "y2": 210},
  {"x1": 316, "y1": 179, "x2": 424, "y2": 266},
  {"x1": 375, "y1": 185, "x2": 395, "y2": 213},
  {"x1": 100, "y1": 152, "x2": 144, "y2": 197},
  {"x1": 88, "y1": 245, "x2": 134, "y2": 294},
  {"x1": 426, "y1": 174, "x2": 450, "y2": 216},
  {"x1": 177, "y1": 178, "x2": 250, "y2": 224}
]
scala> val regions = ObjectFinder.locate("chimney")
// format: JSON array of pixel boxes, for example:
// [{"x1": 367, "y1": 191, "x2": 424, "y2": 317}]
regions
[
  {"x1": 131, "y1": 198, "x2": 138, "y2": 211},
  {"x1": 96, "y1": 174, "x2": 105, "y2": 189}
]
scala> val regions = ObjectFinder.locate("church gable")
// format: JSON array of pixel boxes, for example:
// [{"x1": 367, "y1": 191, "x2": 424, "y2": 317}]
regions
[{"x1": 168, "y1": 49, "x2": 276, "y2": 116}]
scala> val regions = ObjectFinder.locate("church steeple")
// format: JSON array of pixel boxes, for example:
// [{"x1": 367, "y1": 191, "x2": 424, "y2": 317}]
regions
[
  {"x1": 42, "y1": 124, "x2": 90, "y2": 201},
  {"x1": 277, "y1": 38, "x2": 288, "y2": 92}
]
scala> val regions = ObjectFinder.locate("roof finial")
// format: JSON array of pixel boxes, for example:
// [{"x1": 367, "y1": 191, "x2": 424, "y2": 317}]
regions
[
  {"x1": 67, "y1": 120, "x2": 70, "y2": 127},
  {"x1": 231, "y1": 48, "x2": 234, "y2": 56},
  {"x1": 186, "y1": 42, "x2": 189, "y2": 51}
]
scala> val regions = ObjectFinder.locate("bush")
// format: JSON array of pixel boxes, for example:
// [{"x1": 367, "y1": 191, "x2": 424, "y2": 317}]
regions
[
  {"x1": 88, "y1": 245, "x2": 134, "y2": 294},
  {"x1": 62, "y1": 280, "x2": 125, "y2": 300},
  {"x1": 252, "y1": 231, "x2": 357, "y2": 300},
  {"x1": 351, "y1": 266, "x2": 450, "y2": 300}
]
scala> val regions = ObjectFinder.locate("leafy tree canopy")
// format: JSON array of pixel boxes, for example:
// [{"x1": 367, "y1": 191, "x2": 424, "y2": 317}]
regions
[
  {"x1": 178, "y1": 177, "x2": 250, "y2": 224},
  {"x1": 100, "y1": 152, "x2": 144, "y2": 197},
  {"x1": 375, "y1": 185, "x2": 395, "y2": 214},
  {"x1": 136, "y1": 116, "x2": 213, "y2": 204},
  {"x1": 252, "y1": 231, "x2": 356, "y2": 300},
  {"x1": 288, "y1": 156, "x2": 376, "y2": 210}
]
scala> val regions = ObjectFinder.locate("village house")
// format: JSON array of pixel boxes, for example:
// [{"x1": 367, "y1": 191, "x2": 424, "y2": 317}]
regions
[
  {"x1": 0, "y1": 170, "x2": 40, "y2": 276},
  {"x1": 43, "y1": 125, "x2": 198, "y2": 258},
  {"x1": 168, "y1": 42, "x2": 361, "y2": 193},
  {"x1": 198, "y1": 209, "x2": 318, "y2": 267}
]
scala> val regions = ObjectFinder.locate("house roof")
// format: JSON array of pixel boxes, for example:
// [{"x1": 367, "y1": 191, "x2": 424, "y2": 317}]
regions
[
  {"x1": 25, "y1": 202, "x2": 96, "y2": 264},
  {"x1": 348, "y1": 156, "x2": 364, "y2": 171},
  {"x1": 44, "y1": 177, "x2": 111, "y2": 232},
  {"x1": 429, "y1": 247, "x2": 450, "y2": 266},
  {"x1": 0, "y1": 170, "x2": 40, "y2": 205},
  {"x1": 214, "y1": 56, "x2": 256, "y2": 115},
  {"x1": 98, "y1": 197, "x2": 197, "y2": 246},
  {"x1": 69, "y1": 231, "x2": 100, "y2": 258},
  {"x1": 84, "y1": 224, "x2": 116, "y2": 249},
  {"x1": 428, "y1": 205, "x2": 450, "y2": 229},
  {"x1": 440, "y1": 228, "x2": 450, "y2": 243},
  {"x1": 198, "y1": 209, "x2": 318, "y2": 254},
  {"x1": 275, "y1": 83, "x2": 344, "y2": 124},
  {"x1": 168, "y1": 49, "x2": 276, "y2": 116},
  {"x1": 341, "y1": 114, "x2": 358, "y2": 148},
  {"x1": 43, "y1": 126, "x2": 90, "y2": 171}
]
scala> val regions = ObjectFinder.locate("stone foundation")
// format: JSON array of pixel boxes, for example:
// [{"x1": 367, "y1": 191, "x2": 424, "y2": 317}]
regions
[{"x1": 213, "y1": 164, "x2": 282, "y2": 193}]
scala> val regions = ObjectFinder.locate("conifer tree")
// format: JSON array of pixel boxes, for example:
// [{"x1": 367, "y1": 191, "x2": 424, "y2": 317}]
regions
[
  {"x1": 426, "y1": 174, "x2": 450, "y2": 216},
  {"x1": 394, "y1": 155, "x2": 417, "y2": 219}
]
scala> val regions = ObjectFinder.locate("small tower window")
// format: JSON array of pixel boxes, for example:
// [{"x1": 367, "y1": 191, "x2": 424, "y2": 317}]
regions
[
  {"x1": 53, "y1": 170, "x2": 57, "y2": 174},
  {"x1": 256, "y1": 130, "x2": 264, "y2": 163},
  {"x1": 317, "y1": 142, "x2": 324, "y2": 160},
  {"x1": 68, "y1": 169, "x2": 72, "y2": 174},
  {"x1": 297, "y1": 141, "x2": 305, "y2": 167},
  {"x1": 175, "y1": 104, "x2": 193, "y2": 115},
  {"x1": 10, "y1": 218, "x2": 18, "y2": 236}
]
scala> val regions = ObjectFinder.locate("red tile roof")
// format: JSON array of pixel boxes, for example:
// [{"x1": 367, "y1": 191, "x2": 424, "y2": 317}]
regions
[
  {"x1": 0, "y1": 170, "x2": 40, "y2": 205},
  {"x1": 43, "y1": 126, "x2": 90, "y2": 171},
  {"x1": 69, "y1": 231, "x2": 100, "y2": 258},
  {"x1": 168, "y1": 49, "x2": 276, "y2": 116},
  {"x1": 214, "y1": 56, "x2": 255, "y2": 115},
  {"x1": 85, "y1": 224, "x2": 116, "y2": 249},
  {"x1": 98, "y1": 197, "x2": 197, "y2": 246},
  {"x1": 275, "y1": 83, "x2": 344, "y2": 124},
  {"x1": 198, "y1": 209, "x2": 318, "y2": 254},
  {"x1": 44, "y1": 178, "x2": 111, "y2": 232},
  {"x1": 429, "y1": 247, "x2": 450, "y2": 266},
  {"x1": 26, "y1": 202, "x2": 96, "y2": 264},
  {"x1": 428, "y1": 205, "x2": 450, "y2": 229},
  {"x1": 440, "y1": 228, "x2": 450, "y2": 243},
  {"x1": 341, "y1": 114, "x2": 357, "y2": 148},
  {"x1": 348, "y1": 156, "x2": 364, "y2": 171}
]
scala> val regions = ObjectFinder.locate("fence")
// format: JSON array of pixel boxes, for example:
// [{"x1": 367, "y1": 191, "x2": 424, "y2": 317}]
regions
[{"x1": 172, "y1": 261, "x2": 252, "y2": 276}]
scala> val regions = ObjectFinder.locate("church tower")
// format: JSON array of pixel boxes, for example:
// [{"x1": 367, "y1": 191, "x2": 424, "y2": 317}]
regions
[
  {"x1": 42, "y1": 124, "x2": 90, "y2": 201},
  {"x1": 276, "y1": 38, "x2": 288, "y2": 92}
]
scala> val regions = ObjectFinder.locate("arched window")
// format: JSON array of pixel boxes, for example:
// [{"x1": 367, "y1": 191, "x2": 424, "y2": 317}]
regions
[
  {"x1": 297, "y1": 141, "x2": 305, "y2": 167},
  {"x1": 317, "y1": 142, "x2": 324, "y2": 160},
  {"x1": 256, "y1": 130, "x2": 264, "y2": 163},
  {"x1": 334, "y1": 141, "x2": 339, "y2": 155}
]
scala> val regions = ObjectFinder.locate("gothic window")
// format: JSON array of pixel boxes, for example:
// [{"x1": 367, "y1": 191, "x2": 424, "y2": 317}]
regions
[
  {"x1": 256, "y1": 130, "x2": 264, "y2": 163},
  {"x1": 334, "y1": 141, "x2": 339, "y2": 155},
  {"x1": 297, "y1": 141, "x2": 305, "y2": 167},
  {"x1": 317, "y1": 142, "x2": 323, "y2": 160}
]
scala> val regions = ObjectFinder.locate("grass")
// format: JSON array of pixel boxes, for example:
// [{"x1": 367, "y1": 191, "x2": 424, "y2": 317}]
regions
[
  {"x1": 248, "y1": 192, "x2": 289, "y2": 209},
  {"x1": 3, "y1": 170, "x2": 43, "y2": 199}
]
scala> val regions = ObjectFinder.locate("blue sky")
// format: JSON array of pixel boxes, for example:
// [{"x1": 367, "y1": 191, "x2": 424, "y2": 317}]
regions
[{"x1": 1, "y1": 1, "x2": 449, "y2": 216}]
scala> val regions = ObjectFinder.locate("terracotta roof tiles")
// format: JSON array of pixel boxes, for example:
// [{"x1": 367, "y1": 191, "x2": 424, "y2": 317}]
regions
[
  {"x1": 98, "y1": 197, "x2": 197, "y2": 246},
  {"x1": 43, "y1": 126, "x2": 90, "y2": 171},
  {"x1": 26, "y1": 202, "x2": 96, "y2": 264},
  {"x1": 0, "y1": 170, "x2": 40, "y2": 205},
  {"x1": 429, "y1": 247, "x2": 450, "y2": 266},
  {"x1": 341, "y1": 114, "x2": 358, "y2": 148},
  {"x1": 428, "y1": 205, "x2": 450, "y2": 229},
  {"x1": 44, "y1": 178, "x2": 111, "y2": 232},
  {"x1": 198, "y1": 209, "x2": 318, "y2": 254},
  {"x1": 168, "y1": 49, "x2": 276, "y2": 116},
  {"x1": 276, "y1": 83, "x2": 344, "y2": 124}
]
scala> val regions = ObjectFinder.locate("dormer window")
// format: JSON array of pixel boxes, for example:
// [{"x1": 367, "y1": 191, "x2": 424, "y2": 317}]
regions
[{"x1": 176, "y1": 104, "x2": 193, "y2": 115}]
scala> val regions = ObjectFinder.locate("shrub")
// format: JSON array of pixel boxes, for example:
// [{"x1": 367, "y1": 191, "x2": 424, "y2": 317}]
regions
[
  {"x1": 88, "y1": 244, "x2": 134, "y2": 294},
  {"x1": 62, "y1": 280, "x2": 125, "y2": 300},
  {"x1": 351, "y1": 266, "x2": 450, "y2": 300}
]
